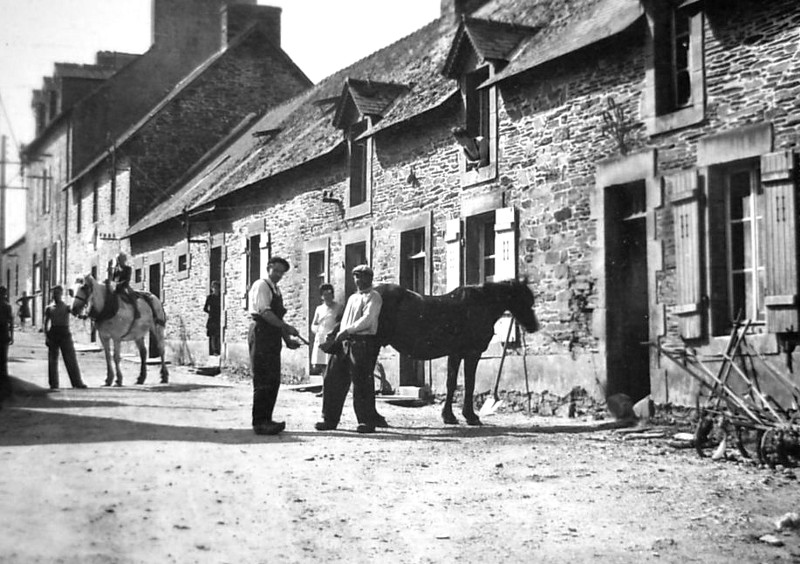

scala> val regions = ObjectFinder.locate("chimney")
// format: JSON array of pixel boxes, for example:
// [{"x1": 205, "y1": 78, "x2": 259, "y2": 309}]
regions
[
  {"x1": 221, "y1": 4, "x2": 282, "y2": 49},
  {"x1": 150, "y1": 0, "x2": 257, "y2": 54},
  {"x1": 440, "y1": 0, "x2": 489, "y2": 23}
]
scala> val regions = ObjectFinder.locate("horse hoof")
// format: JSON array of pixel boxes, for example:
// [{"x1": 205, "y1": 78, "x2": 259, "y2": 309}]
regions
[
  {"x1": 442, "y1": 414, "x2": 459, "y2": 425},
  {"x1": 465, "y1": 417, "x2": 483, "y2": 426},
  {"x1": 136, "y1": 379, "x2": 145, "y2": 385},
  {"x1": 114, "y1": 382, "x2": 122, "y2": 387},
  {"x1": 104, "y1": 381, "x2": 112, "y2": 387},
  {"x1": 160, "y1": 378, "x2": 168, "y2": 384}
]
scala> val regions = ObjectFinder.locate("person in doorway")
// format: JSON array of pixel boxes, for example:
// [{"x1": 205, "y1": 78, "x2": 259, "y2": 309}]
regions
[
  {"x1": 310, "y1": 283, "x2": 343, "y2": 376},
  {"x1": 44, "y1": 285, "x2": 86, "y2": 390},
  {"x1": 204, "y1": 281, "x2": 221, "y2": 356},
  {"x1": 248, "y1": 256, "x2": 301, "y2": 436},
  {"x1": 112, "y1": 252, "x2": 139, "y2": 319},
  {"x1": 0, "y1": 287, "x2": 14, "y2": 404},
  {"x1": 315, "y1": 265, "x2": 388, "y2": 434},
  {"x1": 16, "y1": 291, "x2": 32, "y2": 330}
]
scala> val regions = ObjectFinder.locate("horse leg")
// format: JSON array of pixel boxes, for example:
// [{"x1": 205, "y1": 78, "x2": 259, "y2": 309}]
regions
[
  {"x1": 462, "y1": 354, "x2": 482, "y2": 426},
  {"x1": 442, "y1": 355, "x2": 461, "y2": 425},
  {"x1": 113, "y1": 339, "x2": 124, "y2": 386},
  {"x1": 101, "y1": 336, "x2": 114, "y2": 386},
  {"x1": 135, "y1": 337, "x2": 147, "y2": 385},
  {"x1": 157, "y1": 328, "x2": 169, "y2": 384}
]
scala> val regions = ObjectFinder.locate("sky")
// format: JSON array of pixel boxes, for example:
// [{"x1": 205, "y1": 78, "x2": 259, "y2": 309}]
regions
[{"x1": 0, "y1": 0, "x2": 441, "y2": 246}]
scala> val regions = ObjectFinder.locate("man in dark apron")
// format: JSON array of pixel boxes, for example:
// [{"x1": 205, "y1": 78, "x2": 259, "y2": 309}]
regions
[{"x1": 247, "y1": 256, "x2": 300, "y2": 435}]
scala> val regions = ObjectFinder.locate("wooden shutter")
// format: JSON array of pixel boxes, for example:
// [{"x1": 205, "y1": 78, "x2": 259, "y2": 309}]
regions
[
  {"x1": 494, "y1": 207, "x2": 517, "y2": 281},
  {"x1": 445, "y1": 218, "x2": 462, "y2": 292},
  {"x1": 762, "y1": 150, "x2": 799, "y2": 333},
  {"x1": 668, "y1": 170, "x2": 704, "y2": 339}
]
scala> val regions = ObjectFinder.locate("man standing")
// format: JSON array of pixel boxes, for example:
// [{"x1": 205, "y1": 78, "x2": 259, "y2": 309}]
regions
[
  {"x1": 248, "y1": 256, "x2": 300, "y2": 435},
  {"x1": 44, "y1": 285, "x2": 87, "y2": 390},
  {"x1": 0, "y1": 287, "x2": 13, "y2": 404},
  {"x1": 316, "y1": 265, "x2": 387, "y2": 434},
  {"x1": 204, "y1": 281, "x2": 221, "y2": 356}
]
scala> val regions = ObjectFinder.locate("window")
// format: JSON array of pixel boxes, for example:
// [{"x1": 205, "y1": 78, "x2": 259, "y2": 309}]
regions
[
  {"x1": 400, "y1": 228, "x2": 426, "y2": 292},
  {"x1": 657, "y1": 7, "x2": 691, "y2": 114},
  {"x1": 726, "y1": 167, "x2": 765, "y2": 323},
  {"x1": 463, "y1": 67, "x2": 490, "y2": 169},
  {"x1": 645, "y1": 2, "x2": 704, "y2": 134},
  {"x1": 345, "y1": 120, "x2": 372, "y2": 218},
  {"x1": 92, "y1": 181, "x2": 99, "y2": 223},
  {"x1": 176, "y1": 241, "x2": 190, "y2": 280},
  {"x1": 110, "y1": 172, "x2": 116, "y2": 215},
  {"x1": 705, "y1": 162, "x2": 766, "y2": 333},
  {"x1": 247, "y1": 233, "x2": 261, "y2": 287},
  {"x1": 447, "y1": 207, "x2": 517, "y2": 290},
  {"x1": 465, "y1": 212, "x2": 496, "y2": 284},
  {"x1": 454, "y1": 64, "x2": 497, "y2": 186}
]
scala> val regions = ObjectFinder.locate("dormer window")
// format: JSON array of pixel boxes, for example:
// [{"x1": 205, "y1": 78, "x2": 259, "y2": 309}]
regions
[
  {"x1": 443, "y1": 18, "x2": 537, "y2": 187},
  {"x1": 332, "y1": 78, "x2": 408, "y2": 220},
  {"x1": 644, "y1": 1, "x2": 705, "y2": 134}
]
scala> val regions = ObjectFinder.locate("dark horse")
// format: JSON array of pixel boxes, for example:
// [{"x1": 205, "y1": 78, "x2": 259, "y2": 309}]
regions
[{"x1": 375, "y1": 279, "x2": 539, "y2": 425}]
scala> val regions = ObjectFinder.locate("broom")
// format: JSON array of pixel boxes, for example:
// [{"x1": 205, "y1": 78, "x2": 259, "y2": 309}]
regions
[{"x1": 479, "y1": 317, "x2": 515, "y2": 417}]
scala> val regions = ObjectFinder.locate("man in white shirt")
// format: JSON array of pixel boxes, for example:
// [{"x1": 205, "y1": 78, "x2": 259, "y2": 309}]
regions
[
  {"x1": 248, "y1": 256, "x2": 300, "y2": 435},
  {"x1": 315, "y1": 264, "x2": 388, "y2": 434}
]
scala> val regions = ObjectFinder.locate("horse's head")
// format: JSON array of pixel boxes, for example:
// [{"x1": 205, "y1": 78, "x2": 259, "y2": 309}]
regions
[
  {"x1": 70, "y1": 275, "x2": 95, "y2": 317},
  {"x1": 504, "y1": 278, "x2": 539, "y2": 333}
]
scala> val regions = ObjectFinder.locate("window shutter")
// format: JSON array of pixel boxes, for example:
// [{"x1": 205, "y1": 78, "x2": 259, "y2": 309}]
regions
[
  {"x1": 259, "y1": 231, "x2": 271, "y2": 279},
  {"x1": 445, "y1": 218, "x2": 462, "y2": 292},
  {"x1": 494, "y1": 207, "x2": 517, "y2": 281},
  {"x1": 668, "y1": 170, "x2": 704, "y2": 339},
  {"x1": 762, "y1": 150, "x2": 798, "y2": 333}
]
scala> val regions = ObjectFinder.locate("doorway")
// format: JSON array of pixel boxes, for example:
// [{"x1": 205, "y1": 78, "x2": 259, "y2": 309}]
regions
[
  {"x1": 209, "y1": 244, "x2": 223, "y2": 357},
  {"x1": 148, "y1": 262, "x2": 162, "y2": 359},
  {"x1": 344, "y1": 241, "x2": 367, "y2": 299},
  {"x1": 605, "y1": 181, "x2": 650, "y2": 401},
  {"x1": 399, "y1": 227, "x2": 426, "y2": 387},
  {"x1": 307, "y1": 249, "x2": 326, "y2": 373}
]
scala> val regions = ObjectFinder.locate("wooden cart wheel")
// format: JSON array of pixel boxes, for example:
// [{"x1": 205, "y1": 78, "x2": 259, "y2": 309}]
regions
[
  {"x1": 694, "y1": 415, "x2": 715, "y2": 458},
  {"x1": 735, "y1": 426, "x2": 756, "y2": 459},
  {"x1": 759, "y1": 428, "x2": 781, "y2": 468}
]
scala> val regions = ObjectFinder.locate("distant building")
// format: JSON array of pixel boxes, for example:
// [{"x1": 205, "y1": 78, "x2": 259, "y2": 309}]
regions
[{"x1": 19, "y1": 0, "x2": 310, "y2": 336}]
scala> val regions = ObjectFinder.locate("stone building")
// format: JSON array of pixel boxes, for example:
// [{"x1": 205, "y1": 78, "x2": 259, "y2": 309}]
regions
[
  {"x1": 29, "y1": 0, "x2": 800, "y2": 407},
  {"x1": 17, "y1": 0, "x2": 310, "y2": 337}
]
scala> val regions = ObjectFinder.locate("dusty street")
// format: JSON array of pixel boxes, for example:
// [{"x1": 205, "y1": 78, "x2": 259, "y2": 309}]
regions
[{"x1": 0, "y1": 330, "x2": 798, "y2": 564}]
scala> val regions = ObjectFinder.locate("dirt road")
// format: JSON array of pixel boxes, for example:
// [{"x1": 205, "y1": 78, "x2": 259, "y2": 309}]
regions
[{"x1": 0, "y1": 330, "x2": 798, "y2": 563}]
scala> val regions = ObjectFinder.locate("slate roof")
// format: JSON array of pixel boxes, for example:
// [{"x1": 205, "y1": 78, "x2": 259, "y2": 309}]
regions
[
  {"x1": 484, "y1": 0, "x2": 644, "y2": 86},
  {"x1": 127, "y1": 0, "x2": 645, "y2": 238}
]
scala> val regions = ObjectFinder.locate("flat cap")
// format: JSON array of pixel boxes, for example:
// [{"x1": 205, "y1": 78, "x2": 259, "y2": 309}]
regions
[{"x1": 352, "y1": 264, "x2": 373, "y2": 276}]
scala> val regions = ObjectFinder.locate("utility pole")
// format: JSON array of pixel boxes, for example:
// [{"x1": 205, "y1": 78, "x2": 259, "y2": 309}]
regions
[{"x1": 0, "y1": 135, "x2": 6, "y2": 281}]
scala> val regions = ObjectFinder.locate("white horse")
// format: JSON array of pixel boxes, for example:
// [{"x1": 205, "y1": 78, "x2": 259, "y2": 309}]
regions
[{"x1": 71, "y1": 275, "x2": 169, "y2": 386}]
